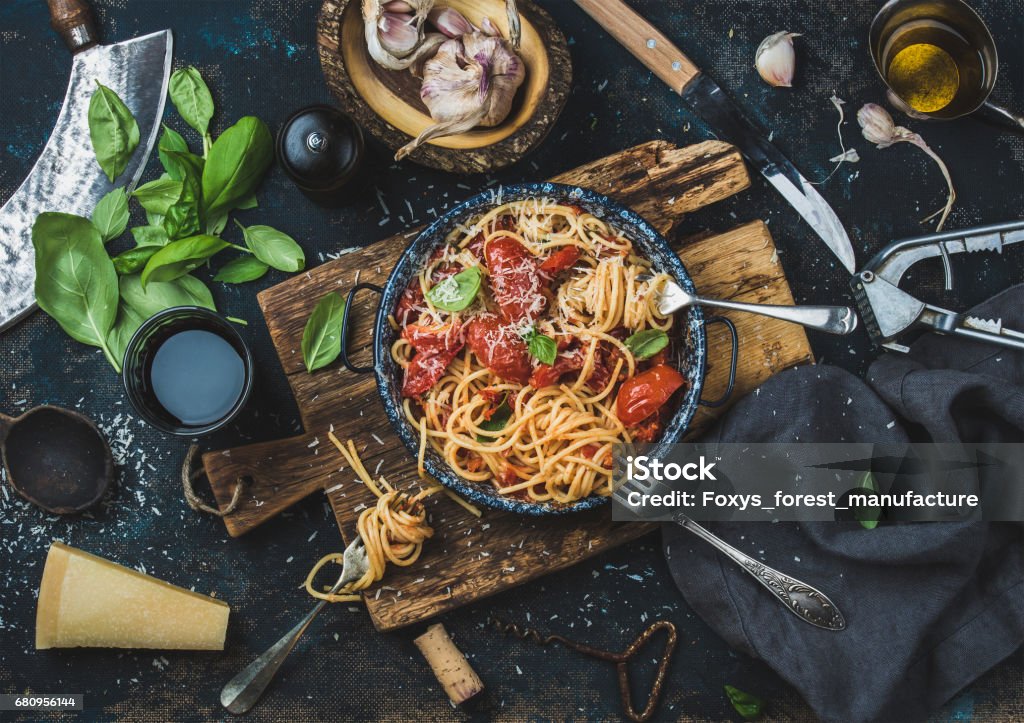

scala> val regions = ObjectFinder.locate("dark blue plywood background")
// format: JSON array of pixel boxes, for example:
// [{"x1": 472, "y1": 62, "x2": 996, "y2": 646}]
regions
[{"x1": 0, "y1": 0, "x2": 1021, "y2": 720}]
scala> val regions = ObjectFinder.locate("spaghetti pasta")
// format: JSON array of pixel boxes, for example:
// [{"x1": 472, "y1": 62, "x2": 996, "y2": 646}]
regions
[
  {"x1": 393, "y1": 198, "x2": 686, "y2": 505},
  {"x1": 304, "y1": 433, "x2": 479, "y2": 603}
]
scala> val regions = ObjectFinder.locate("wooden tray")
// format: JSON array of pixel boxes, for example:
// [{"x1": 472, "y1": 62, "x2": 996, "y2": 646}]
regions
[
  {"x1": 204, "y1": 140, "x2": 814, "y2": 631},
  {"x1": 317, "y1": 0, "x2": 571, "y2": 174}
]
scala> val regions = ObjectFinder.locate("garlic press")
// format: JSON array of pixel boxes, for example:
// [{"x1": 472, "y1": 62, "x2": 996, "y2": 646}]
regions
[{"x1": 851, "y1": 220, "x2": 1024, "y2": 353}]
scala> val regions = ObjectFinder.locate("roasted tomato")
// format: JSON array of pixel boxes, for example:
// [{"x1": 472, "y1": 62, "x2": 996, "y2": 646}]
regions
[
  {"x1": 401, "y1": 347, "x2": 460, "y2": 398},
  {"x1": 402, "y1": 320, "x2": 463, "y2": 355},
  {"x1": 529, "y1": 347, "x2": 585, "y2": 388},
  {"x1": 615, "y1": 364, "x2": 686, "y2": 426},
  {"x1": 539, "y1": 246, "x2": 580, "y2": 277},
  {"x1": 466, "y1": 314, "x2": 531, "y2": 384},
  {"x1": 395, "y1": 281, "x2": 425, "y2": 325},
  {"x1": 485, "y1": 237, "x2": 545, "y2": 323},
  {"x1": 629, "y1": 415, "x2": 663, "y2": 443},
  {"x1": 587, "y1": 340, "x2": 624, "y2": 393}
]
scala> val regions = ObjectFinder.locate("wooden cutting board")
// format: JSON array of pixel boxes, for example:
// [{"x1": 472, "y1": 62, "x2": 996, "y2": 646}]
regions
[{"x1": 203, "y1": 139, "x2": 814, "y2": 631}]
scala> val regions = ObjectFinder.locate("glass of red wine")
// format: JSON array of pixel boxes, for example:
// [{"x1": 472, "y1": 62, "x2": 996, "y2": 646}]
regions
[{"x1": 122, "y1": 307, "x2": 254, "y2": 436}]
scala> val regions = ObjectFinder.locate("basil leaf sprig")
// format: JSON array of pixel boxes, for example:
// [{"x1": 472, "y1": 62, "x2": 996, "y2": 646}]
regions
[
  {"x1": 476, "y1": 394, "x2": 513, "y2": 442},
  {"x1": 426, "y1": 266, "x2": 482, "y2": 312},
  {"x1": 141, "y1": 235, "x2": 230, "y2": 288},
  {"x1": 522, "y1": 326, "x2": 557, "y2": 365},
  {"x1": 625, "y1": 328, "x2": 669, "y2": 359},
  {"x1": 724, "y1": 685, "x2": 765, "y2": 720},
  {"x1": 32, "y1": 213, "x2": 121, "y2": 370},
  {"x1": 301, "y1": 293, "x2": 346, "y2": 373},
  {"x1": 168, "y1": 67, "x2": 215, "y2": 152},
  {"x1": 214, "y1": 255, "x2": 269, "y2": 283},
  {"x1": 234, "y1": 220, "x2": 305, "y2": 273},
  {"x1": 88, "y1": 82, "x2": 140, "y2": 181},
  {"x1": 202, "y1": 116, "x2": 274, "y2": 219},
  {"x1": 91, "y1": 188, "x2": 129, "y2": 243}
]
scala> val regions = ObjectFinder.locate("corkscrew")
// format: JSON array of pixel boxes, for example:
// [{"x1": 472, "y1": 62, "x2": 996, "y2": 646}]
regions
[{"x1": 851, "y1": 220, "x2": 1024, "y2": 353}]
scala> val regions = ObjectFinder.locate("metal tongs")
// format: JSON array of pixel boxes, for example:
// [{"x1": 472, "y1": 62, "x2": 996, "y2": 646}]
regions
[{"x1": 852, "y1": 220, "x2": 1024, "y2": 353}]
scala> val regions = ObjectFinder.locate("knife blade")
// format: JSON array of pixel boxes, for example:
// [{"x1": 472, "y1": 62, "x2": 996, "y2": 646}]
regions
[
  {"x1": 573, "y1": 0, "x2": 857, "y2": 274},
  {"x1": 0, "y1": 0, "x2": 172, "y2": 332}
]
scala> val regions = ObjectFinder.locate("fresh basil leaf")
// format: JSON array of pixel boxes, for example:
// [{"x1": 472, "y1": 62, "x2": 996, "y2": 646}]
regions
[
  {"x1": 119, "y1": 273, "x2": 215, "y2": 318},
  {"x1": 301, "y1": 292, "x2": 346, "y2": 372},
  {"x1": 625, "y1": 328, "x2": 669, "y2": 360},
  {"x1": 131, "y1": 225, "x2": 169, "y2": 247},
  {"x1": 88, "y1": 82, "x2": 140, "y2": 182},
  {"x1": 157, "y1": 125, "x2": 189, "y2": 180},
  {"x1": 140, "y1": 234, "x2": 229, "y2": 287},
  {"x1": 91, "y1": 188, "x2": 129, "y2": 243},
  {"x1": 168, "y1": 66, "x2": 214, "y2": 137},
  {"x1": 145, "y1": 209, "x2": 165, "y2": 227},
  {"x1": 112, "y1": 245, "x2": 161, "y2": 275},
  {"x1": 161, "y1": 150, "x2": 204, "y2": 240},
  {"x1": 854, "y1": 471, "x2": 882, "y2": 530},
  {"x1": 236, "y1": 193, "x2": 258, "y2": 210},
  {"x1": 205, "y1": 211, "x2": 229, "y2": 235},
  {"x1": 32, "y1": 212, "x2": 120, "y2": 369},
  {"x1": 724, "y1": 685, "x2": 765, "y2": 720},
  {"x1": 214, "y1": 255, "x2": 270, "y2": 284},
  {"x1": 525, "y1": 329, "x2": 557, "y2": 365},
  {"x1": 235, "y1": 220, "x2": 305, "y2": 272},
  {"x1": 202, "y1": 116, "x2": 273, "y2": 218},
  {"x1": 426, "y1": 267, "x2": 482, "y2": 312},
  {"x1": 477, "y1": 394, "x2": 513, "y2": 442},
  {"x1": 132, "y1": 178, "x2": 184, "y2": 215},
  {"x1": 106, "y1": 301, "x2": 146, "y2": 367}
]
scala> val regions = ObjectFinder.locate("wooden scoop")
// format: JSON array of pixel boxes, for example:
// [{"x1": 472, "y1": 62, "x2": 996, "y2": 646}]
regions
[{"x1": 0, "y1": 405, "x2": 113, "y2": 514}]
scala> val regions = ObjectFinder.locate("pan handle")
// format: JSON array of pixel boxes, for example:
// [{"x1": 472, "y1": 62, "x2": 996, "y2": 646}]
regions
[
  {"x1": 47, "y1": 0, "x2": 100, "y2": 54},
  {"x1": 977, "y1": 100, "x2": 1024, "y2": 135},
  {"x1": 340, "y1": 283, "x2": 384, "y2": 374},
  {"x1": 698, "y1": 316, "x2": 738, "y2": 409}
]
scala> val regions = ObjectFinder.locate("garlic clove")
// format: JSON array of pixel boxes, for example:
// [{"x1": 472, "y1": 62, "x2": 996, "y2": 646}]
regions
[
  {"x1": 382, "y1": 0, "x2": 414, "y2": 12},
  {"x1": 379, "y1": 12, "x2": 421, "y2": 56},
  {"x1": 755, "y1": 31, "x2": 800, "y2": 88},
  {"x1": 857, "y1": 103, "x2": 898, "y2": 148},
  {"x1": 429, "y1": 7, "x2": 475, "y2": 38}
]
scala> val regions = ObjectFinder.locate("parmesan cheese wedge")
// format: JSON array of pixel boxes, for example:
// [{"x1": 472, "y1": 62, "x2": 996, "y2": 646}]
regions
[{"x1": 36, "y1": 541, "x2": 230, "y2": 650}]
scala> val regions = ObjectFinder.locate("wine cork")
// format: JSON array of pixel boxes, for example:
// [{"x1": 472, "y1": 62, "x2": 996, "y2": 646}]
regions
[{"x1": 413, "y1": 623, "x2": 484, "y2": 705}]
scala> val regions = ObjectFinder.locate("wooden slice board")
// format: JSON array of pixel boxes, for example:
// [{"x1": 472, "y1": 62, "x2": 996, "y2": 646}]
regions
[{"x1": 203, "y1": 140, "x2": 814, "y2": 631}]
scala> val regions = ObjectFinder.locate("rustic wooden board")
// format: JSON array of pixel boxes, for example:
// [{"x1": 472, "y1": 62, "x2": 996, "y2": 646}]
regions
[{"x1": 203, "y1": 139, "x2": 814, "y2": 631}]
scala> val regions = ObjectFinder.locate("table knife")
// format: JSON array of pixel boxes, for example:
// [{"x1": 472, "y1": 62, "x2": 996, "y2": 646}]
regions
[{"x1": 573, "y1": 0, "x2": 857, "y2": 275}]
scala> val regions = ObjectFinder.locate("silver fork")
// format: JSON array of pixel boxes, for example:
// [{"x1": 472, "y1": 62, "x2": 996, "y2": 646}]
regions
[
  {"x1": 220, "y1": 538, "x2": 370, "y2": 714},
  {"x1": 640, "y1": 275, "x2": 858, "y2": 335}
]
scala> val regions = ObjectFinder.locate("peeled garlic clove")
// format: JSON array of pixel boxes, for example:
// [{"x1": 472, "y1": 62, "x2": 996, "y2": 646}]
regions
[
  {"x1": 429, "y1": 7, "x2": 475, "y2": 38},
  {"x1": 755, "y1": 31, "x2": 800, "y2": 88}
]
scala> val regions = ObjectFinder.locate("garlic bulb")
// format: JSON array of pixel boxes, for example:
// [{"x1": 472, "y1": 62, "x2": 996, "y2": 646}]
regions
[
  {"x1": 395, "y1": 10, "x2": 525, "y2": 161},
  {"x1": 755, "y1": 31, "x2": 800, "y2": 87},
  {"x1": 363, "y1": 0, "x2": 446, "y2": 71}
]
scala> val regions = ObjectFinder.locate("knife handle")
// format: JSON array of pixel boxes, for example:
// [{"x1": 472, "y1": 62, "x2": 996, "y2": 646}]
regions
[
  {"x1": 574, "y1": 0, "x2": 701, "y2": 94},
  {"x1": 46, "y1": 0, "x2": 99, "y2": 54}
]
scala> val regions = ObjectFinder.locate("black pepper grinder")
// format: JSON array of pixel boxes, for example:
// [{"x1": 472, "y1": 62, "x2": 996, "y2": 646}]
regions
[{"x1": 276, "y1": 105, "x2": 365, "y2": 207}]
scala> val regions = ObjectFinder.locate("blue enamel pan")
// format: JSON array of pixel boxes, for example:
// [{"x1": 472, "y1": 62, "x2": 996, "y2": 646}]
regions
[{"x1": 339, "y1": 183, "x2": 737, "y2": 515}]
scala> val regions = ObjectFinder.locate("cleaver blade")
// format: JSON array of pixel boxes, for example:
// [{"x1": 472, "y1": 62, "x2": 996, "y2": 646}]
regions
[{"x1": 0, "y1": 29, "x2": 173, "y2": 332}]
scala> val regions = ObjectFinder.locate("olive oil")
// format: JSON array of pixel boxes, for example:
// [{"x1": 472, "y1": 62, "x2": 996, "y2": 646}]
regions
[{"x1": 882, "y1": 19, "x2": 986, "y2": 115}]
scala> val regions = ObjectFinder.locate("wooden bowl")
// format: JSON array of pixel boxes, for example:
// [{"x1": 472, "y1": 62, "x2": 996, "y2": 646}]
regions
[{"x1": 316, "y1": 0, "x2": 572, "y2": 174}]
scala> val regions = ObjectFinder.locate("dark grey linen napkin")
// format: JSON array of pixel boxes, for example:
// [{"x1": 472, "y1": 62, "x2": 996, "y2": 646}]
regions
[{"x1": 663, "y1": 285, "x2": 1024, "y2": 722}]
